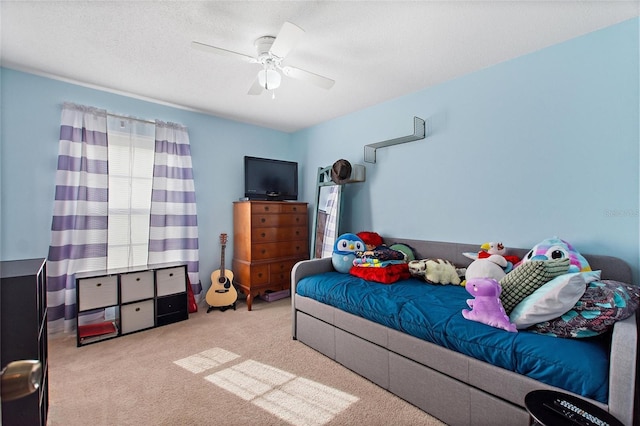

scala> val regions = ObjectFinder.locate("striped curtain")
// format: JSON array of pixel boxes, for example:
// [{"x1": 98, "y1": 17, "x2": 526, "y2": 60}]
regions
[
  {"x1": 48, "y1": 103, "x2": 109, "y2": 334},
  {"x1": 148, "y1": 121, "x2": 201, "y2": 300}
]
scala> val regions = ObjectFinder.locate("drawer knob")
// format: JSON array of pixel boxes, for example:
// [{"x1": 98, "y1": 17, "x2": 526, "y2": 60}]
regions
[
  {"x1": 258, "y1": 273, "x2": 263, "y2": 278},
  {"x1": 264, "y1": 206, "x2": 269, "y2": 211},
  {"x1": 135, "y1": 307, "x2": 140, "y2": 312},
  {"x1": 136, "y1": 278, "x2": 140, "y2": 281},
  {"x1": 295, "y1": 217, "x2": 300, "y2": 222},
  {"x1": 261, "y1": 249, "x2": 266, "y2": 254},
  {"x1": 96, "y1": 283, "x2": 102, "y2": 287},
  {"x1": 261, "y1": 218, "x2": 266, "y2": 223},
  {"x1": 261, "y1": 232, "x2": 266, "y2": 238},
  {"x1": 170, "y1": 273, "x2": 174, "y2": 277}
]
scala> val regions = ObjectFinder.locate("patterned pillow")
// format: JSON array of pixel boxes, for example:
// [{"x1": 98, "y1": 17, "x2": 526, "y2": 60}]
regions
[
  {"x1": 530, "y1": 280, "x2": 640, "y2": 338},
  {"x1": 499, "y1": 258, "x2": 570, "y2": 314}
]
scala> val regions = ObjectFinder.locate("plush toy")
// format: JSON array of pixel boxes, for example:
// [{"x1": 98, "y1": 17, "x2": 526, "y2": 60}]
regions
[
  {"x1": 332, "y1": 233, "x2": 365, "y2": 273},
  {"x1": 357, "y1": 231, "x2": 384, "y2": 250},
  {"x1": 462, "y1": 278, "x2": 517, "y2": 332},
  {"x1": 408, "y1": 259, "x2": 463, "y2": 285},
  {"x1": 476, "y1": 242, "x2": 520, "y2": 272},
  {"x1": 462, "y1": 241, "x2": 518, "y2": 285},
  {"x1": 389, "y1": 243, "x2": 416, "y2": 262},
  {"x1": 518, "y1": 236, "x2": 591, "y2": 273}
]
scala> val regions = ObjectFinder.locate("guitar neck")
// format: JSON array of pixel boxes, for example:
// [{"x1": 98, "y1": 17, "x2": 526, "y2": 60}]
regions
[{"x1": 220, "y1": 244, "x2": 226, "y2": 275}]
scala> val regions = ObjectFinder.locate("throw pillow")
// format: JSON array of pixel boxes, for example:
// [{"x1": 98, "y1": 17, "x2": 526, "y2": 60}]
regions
[
  {"x1": 531, "y1": 280, "x2": 640, "y2": 338},
  {"x1": 509, "y1": 271, "x2": 601, "y2": 329},
  {"x1": 499, "y1": 258, "x2": 570, "y2": 314}
]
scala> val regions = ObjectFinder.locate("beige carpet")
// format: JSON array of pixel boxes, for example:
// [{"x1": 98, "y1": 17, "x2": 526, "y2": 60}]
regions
[{"x1": 47, "y1": 297, "x2": 445, "y2": 426}]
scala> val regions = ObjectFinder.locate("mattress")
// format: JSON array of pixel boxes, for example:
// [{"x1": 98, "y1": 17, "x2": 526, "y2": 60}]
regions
[{"x1": 296, "y1": 271, "x2": 609, "y2": 403}]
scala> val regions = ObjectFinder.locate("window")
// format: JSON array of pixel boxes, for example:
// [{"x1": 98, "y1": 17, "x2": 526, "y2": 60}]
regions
[{"x1": 106, "y1": 117, "x2": 156, "y2": 269}]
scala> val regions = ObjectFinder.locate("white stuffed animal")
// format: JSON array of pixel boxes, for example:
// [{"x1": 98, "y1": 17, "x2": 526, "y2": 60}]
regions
[
  {"x1": 462, "y1": 242, "x2": 510, "y2": 285},
  {"x1": 409, "y1": 258, "x2": 464, "y2": 286}
]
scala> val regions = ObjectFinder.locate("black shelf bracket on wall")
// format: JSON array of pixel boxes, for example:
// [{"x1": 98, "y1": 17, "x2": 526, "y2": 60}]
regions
[{"x1": 364, "y1": 116, "x2": 426, "y2": 163}]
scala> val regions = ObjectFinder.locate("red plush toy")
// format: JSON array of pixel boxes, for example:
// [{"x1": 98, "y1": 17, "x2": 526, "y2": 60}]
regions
[{"x1": 357, "y1": 231, "x2": 384, "y2": 250}]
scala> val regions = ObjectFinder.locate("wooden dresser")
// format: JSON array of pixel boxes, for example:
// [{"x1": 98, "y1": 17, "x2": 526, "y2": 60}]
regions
[{"x1": 232, "y1": 201, "x2": 309, "y2": 310}]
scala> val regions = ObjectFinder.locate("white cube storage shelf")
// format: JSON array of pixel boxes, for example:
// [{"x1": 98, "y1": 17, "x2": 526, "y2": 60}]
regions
[{"x1": 76, "y1": 263, "x2": 189, "y2": 346}]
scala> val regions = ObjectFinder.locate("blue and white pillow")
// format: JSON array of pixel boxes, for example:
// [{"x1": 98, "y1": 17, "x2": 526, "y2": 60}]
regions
[{"x1": 509, "y1": 271, "x2": 600, "y2": 329}]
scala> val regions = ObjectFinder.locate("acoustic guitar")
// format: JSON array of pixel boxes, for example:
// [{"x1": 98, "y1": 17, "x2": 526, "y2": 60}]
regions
[{"x1": 206, "y1": 233, "x2": 238, "y2": 312}]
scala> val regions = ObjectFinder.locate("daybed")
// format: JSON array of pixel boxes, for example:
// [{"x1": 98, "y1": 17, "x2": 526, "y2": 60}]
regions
[{"x1": 291, "y1": 238, "x2": 638, "y2": 426}]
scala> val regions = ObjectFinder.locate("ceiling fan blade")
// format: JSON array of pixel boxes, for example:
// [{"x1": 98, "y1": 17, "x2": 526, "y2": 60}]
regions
[
  {"x1": 191, "y1": 41, "x2": 257, "y2": 63},
  {"x1": 248, "y1": 78, "x2": 264, "y2": 95},
  {"x1": 269, "y1": 22, "x2": 304, "y2": 59},
  {"x1": 281, "y1": 66, "x2": 335, "y2": 90}
]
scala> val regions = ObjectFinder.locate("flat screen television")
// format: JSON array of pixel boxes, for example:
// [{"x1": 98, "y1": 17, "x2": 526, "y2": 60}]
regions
[{"x1": 244, "y1": 156, "x2": 298, "y2": 201}]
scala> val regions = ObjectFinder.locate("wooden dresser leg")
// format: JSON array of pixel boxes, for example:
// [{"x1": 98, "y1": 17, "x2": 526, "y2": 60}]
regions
[{"x1": 246, "y1": 293, "x2": 253, "y2": 311}]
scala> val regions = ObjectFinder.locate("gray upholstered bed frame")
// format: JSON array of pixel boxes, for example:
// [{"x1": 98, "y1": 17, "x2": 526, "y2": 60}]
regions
[{"x1": 291, "y1": 238, "x2": 638, "y2": 426}]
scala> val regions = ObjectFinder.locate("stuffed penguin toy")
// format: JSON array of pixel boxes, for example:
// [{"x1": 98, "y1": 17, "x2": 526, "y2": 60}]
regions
[{"x1": 332, "y1": 233, "x2": 365, "y2": 273}]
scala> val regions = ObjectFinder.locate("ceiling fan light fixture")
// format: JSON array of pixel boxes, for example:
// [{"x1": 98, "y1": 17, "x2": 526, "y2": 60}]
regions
[{"x1": 258, "y1": 68, "x2": 281, "y2": 90}]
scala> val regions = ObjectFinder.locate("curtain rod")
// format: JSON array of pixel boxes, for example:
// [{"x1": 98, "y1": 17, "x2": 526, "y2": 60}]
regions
[{"x1": 107, "y1": 112, "x2": 156, "y2": 125}]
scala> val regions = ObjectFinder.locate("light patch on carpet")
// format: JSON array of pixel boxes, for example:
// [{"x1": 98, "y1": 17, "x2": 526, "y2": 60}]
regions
[
  {"x1": 173, "y1": 347, "x2": 240, "y2": 373},
  {"x1": 205, "y1": 360, "x2": 359, "y2": 426},
  {"x1": 205, "y1": 359, "x2": 295, "y2": 400}
]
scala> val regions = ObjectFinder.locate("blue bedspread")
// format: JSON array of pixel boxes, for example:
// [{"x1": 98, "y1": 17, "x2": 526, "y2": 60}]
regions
[{"x1": 296, "y1": 272, "x2": 609, "y2": 403}]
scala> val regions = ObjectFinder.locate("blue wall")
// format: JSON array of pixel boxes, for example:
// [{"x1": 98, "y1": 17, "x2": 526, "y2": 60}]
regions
[
  {"x1": 0, "y1": 69, "x2": 297, "y2": 287},
  {"x1": 1, "y1": 17, "x2": 638, "y2": 286},
  {"x1": 297, "y1": 18, "x2": 639, "y2": 282}
]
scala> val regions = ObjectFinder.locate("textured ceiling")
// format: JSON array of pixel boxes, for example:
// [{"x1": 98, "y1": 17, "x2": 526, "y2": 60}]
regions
[{"x1": 1, "y1": 1, "x2": 638, "y2": 133}]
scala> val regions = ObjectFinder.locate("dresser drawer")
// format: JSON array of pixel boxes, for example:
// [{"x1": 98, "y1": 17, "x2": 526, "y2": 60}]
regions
[
  {"x1": 270, "y1": 262, "x2": 294, "y2": 284},
  {"x1": 121, "y1": 299, "x2": 155, "y2": 334},
  {"x1": 250, "y1": 202, "x2": 282, "y2": 214},
  {"x1": 251, "y1": 213, "x2": 307, "y2": 228},
  {"x1": 156, "y1": 266, "x2": 186, "y2": 296},
  {"x1": 281, "y1": 203, "x2": 306, "y2": 214},
  {"x1": 249, "y1": 264, "x2": 270, "y2": 285},
  {"x1": 77, "y1": 275, "x2": 118, "y2": 311},
  {"x1": 251, "y1": 241, "x2": 309, "y2": 260},
  {"x1": 251, "y1": 226, "x2": 308, "y2": 243},
  {"x1": 120, "y1": 270, "x2": 154, "y2": 303},
  {"x1": 232, "y1": 261, "x2": 269, "y2": 286}
]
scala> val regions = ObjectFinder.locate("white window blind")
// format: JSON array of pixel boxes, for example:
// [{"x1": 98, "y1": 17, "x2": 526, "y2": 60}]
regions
[{"x1": 106, "y1": 117, "x2": 156, "y2": 269}]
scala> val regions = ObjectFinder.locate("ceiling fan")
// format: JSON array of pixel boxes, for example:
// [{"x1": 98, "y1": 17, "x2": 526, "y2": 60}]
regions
[{"x1": 192, "y1": 22, "x2": 335, "y2": 96}]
